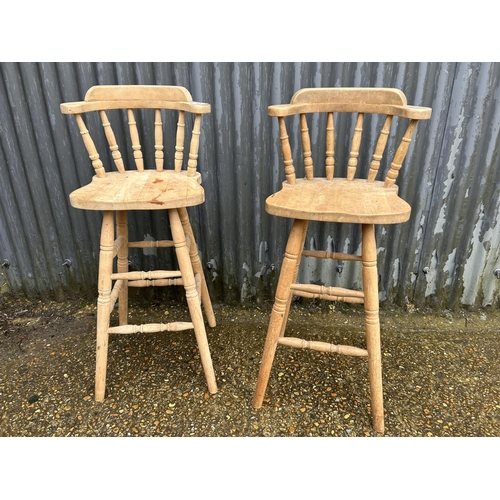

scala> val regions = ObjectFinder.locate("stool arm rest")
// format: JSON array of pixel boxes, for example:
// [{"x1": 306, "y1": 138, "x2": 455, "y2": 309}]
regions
[
  {"x1": 268, "y1": 102, "x2": 431, "y2": 120},
  {"x1": 60, "y1": 100, "x2": 211, "y2": 115}
]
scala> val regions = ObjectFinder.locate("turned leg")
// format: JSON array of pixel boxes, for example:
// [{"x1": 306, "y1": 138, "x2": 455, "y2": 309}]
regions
[
  {"x1": 95, "y1": 210, "x2": 115, "y2": 402},
  {"x1": 361, "y1": 224, "x2": 384, "y2": 433},
  {"x1": 178, "y1": 207, "x2": 216, "y2": 328},
  {"x1": 116, "y1": 210, "x2": 128, "y2": 326},
  {"x1": 253, "y1": 219, "x2": 308, "y2": 408},
  {"x1": 169, "y1": 208, "x2": 217, "y2": 394},
  {"x1": 279, "y1": 220, "x2": 308, "y2": 337}
]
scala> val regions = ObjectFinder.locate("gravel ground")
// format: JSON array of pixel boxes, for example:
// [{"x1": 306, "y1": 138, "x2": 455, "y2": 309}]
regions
[{"x1": 1, "y1": 294, "x2": 499, "y2": 438}]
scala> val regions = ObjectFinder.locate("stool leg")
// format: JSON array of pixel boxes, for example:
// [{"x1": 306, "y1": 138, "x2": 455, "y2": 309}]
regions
[
  {"x1": 116, "y1": 210, "x2": 128, "y2": 326},
  {"x1": 253, "y1": 219, "x2": 308, "y2": 408},
  {"x1": 169, "y1": 208, "x2": 217, "y2": 394},
  {"x1": 361, "y1": 224, "x2": 384, "y2": 433},
  {"x1": 95, "y1": 210, "x2": 115, "y2": 402},
  {"x1": 279, "y1": 220, "x2": 308, "y2": 337},
  {"x1": 178, "y1": 207, "x2": 216, "y2": 328}
]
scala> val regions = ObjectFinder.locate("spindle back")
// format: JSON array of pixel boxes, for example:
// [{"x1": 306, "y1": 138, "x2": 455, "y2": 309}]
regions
[
  {"x1": 60, "y1": 85, "x2": 211, "y2": 179},
  {"x1": 269, "y1": 87, "x2": 432, "y2": 187}
]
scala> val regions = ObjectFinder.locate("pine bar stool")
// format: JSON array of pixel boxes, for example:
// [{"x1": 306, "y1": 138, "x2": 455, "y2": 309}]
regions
[
  {"x1": 252, "y1": 88, "x2": 431, "y2": 433},
  {"x1": 60, "y1": 85, "x2": 217, "y2": 401}
]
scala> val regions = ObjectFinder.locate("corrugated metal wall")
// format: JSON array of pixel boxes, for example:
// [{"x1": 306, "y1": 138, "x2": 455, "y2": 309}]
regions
[{"x1": 0, "y1": 62, "x2": 499, "y2": 309}]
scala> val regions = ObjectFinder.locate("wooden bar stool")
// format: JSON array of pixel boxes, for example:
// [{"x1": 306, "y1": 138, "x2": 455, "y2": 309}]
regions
[
  {"x1": 253, "y1": 88, "x2": 432, "y2": 433},
  {"x1": 60, "y1": 85, "x2": 217, "y2": 401}
]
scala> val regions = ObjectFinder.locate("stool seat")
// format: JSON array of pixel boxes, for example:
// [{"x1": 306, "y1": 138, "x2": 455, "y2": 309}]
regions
[
  {"x1": 266, "y1": 178, "x2": 411, "y2": 224},
  {"x1": 70, "y1": 170, "x2": 204, "y2": 211}
]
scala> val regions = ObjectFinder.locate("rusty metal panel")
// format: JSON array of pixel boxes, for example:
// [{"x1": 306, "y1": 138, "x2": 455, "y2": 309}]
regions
[{"x1": 0, "y1": 62, "x2": 498, "y2": 309}]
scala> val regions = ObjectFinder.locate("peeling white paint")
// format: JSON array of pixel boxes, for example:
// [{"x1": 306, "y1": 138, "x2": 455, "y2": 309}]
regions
[
  {"x1": 343, "y1": 238, "x2": 351, "y2": 254},
  {"x1": 327, "y1": 235, "x2": 334, "y2": 252},
  {"x1": 443, "y1": 248, "x2": 457, "y2": 287},
  {"x1": 142, "y1": 234, "x2": 157, "y2": 256},
  {"x1": 392, "y1": 258, "x2": 400, "y2": 287},
  {"x1": 241, "y1": 261, "x2": 257, "y2": 302},
  {"x1": 424, "y1": 249, "x2": 438, "y2": 297},
  {"x1": 254, "y1": 241, "x2": 270, "y2": 278},
  {"x1": 241, "y1": 276, "x2": 256, "y2": 302},
  {"x1": 443, "y1": 161, "x2": 458, "y2": 200},
  {"x1": 415, "y1": 214, "x2": 425, "y2": 256},
  {"x1": 461, "y1": 205, "x2": 487, "y2": 305},
  {"x1": 207, "y1": 259, "x2": 219, "y2": 282},
  {"x1": 434, "y1": 204, "x2": 447, "y2": 235},
  {"x1": 416, "y1": 214, "x2": 425, "y2": 241}
]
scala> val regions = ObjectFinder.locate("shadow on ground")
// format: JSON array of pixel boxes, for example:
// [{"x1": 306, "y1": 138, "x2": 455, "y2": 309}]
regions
[{"x1": 1, "y1": 294, "x2": 499, "y2": 437}]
